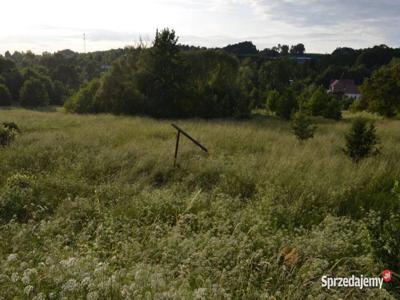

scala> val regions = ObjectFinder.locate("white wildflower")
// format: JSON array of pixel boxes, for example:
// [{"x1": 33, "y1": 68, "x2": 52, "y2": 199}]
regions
[
  {"x1": 60, "y1": 257, "x2": 76, "y2": 268},
  {"x1": 11, "y1": 272, "x2": 19, "y2": 282},
  {"x1": 33, "y1": 292, "x2": 46, "y2": 300},
  {"x1": 45, "y1": 257, "x2": 54, "y2": 265},
  {"x1": 194, "y1": 288, "x2": 208, "y2": 300},
  {"x1": 7, "y1": 253, "x2": 18, "y2": 262},
  {"x1": 87, "y1": 291, "x2": 99, "y2": 300},
  {"x1": 24, "y1": 285, "x2": 34, "y2": 296},
  {"x1": 62, "y1": 279, "x2": 79, "y2": 293},
  {"x1": 22, "y1": 268, "x2": 37, "y2": 285},
  {"x1": 81, "y1": 276, "x2": 91, "y2": 287},
  {"x1": 120, "y1": 286, "x2": 130, "y2": 298}
]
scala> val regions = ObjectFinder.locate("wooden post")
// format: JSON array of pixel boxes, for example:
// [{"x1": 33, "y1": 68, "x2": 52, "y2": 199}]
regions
[
  {"x1": 174, "y1": 131, "x2": 180, "y2": 167},
  {"x1": 172, "y1": 123, "x2": 208, "y2": 167}
]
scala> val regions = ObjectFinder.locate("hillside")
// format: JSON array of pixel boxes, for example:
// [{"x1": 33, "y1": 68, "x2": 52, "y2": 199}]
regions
[{"x1": 0, "y1": 108, "x2": 399, "y2": 299}]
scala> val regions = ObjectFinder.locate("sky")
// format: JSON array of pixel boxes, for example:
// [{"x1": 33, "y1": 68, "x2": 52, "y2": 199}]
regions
[{"x1": 1, "y1": 0, "x2": 399, "y2": 54}]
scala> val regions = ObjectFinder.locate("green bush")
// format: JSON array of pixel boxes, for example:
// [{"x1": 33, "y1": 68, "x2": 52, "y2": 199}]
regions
[
  {"x1": 343, "y1": 118, "x2": 379, "y2": 162},
  {"x1": 299, "y1": 85, "x2": 342, "y2": 120},
  {"x1": 2, "y1": 121, "x2": 20, "y2": 132},
  {"x1": 366, "y1": 207, "x2": 400, "y2": 292},
  {"x1": 290, "y1": 111, "x2": 316, "y2": 142},
  {"x1": 275, "y1": 88, "x2": 297, "y2": 120},
  {"x1": 0, "y1": 122, "x2": 19, "y2": 146},
  {"x1": 0, "y1": 83, "x2": 12, "y2": 106},
  {"x1": 19, "y1": 78, "x2": 50, "y2": 107},
  {"x1": 0, "y1": 174, "x2": 49, "y2": 223},
  {"x1": 64, "y1": 79, "x2": 101, "y2": 113},
  {"x1": 350, "y1": 96, "x2": 368, "y2": 112},
  {"x1": 266, "y1": 89, "x2": 280, "y2": 112},
  {"x1": 361, "y1": 59, "x2": 400, "y2": 117}
]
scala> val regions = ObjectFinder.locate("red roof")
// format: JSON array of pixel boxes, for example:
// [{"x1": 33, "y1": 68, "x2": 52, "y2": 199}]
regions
[{"x1": 330, "y1": 79, "x2": 360, "y2": 94}]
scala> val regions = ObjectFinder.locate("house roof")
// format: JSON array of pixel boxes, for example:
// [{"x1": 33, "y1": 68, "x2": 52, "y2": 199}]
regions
[{"x1": 330, "y1": 79, "x2": 360, "y2": 94}]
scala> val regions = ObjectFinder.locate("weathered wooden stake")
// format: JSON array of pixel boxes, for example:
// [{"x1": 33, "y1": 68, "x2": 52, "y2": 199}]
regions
[
  {"x1": 172, "y1": 123, "x2": 208, "y2": 167},
  {"x1": 174, "y1": 131, "x2": 181, "y2": 167}
]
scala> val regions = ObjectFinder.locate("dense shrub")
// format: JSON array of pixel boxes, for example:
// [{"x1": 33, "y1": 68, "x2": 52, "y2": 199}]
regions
[
  {"x1": 275, "y1": 88, "x2": 297, "y2": 120},
  {"x1": 350, "y1": 96, "x2": 369, "y2": 112},
  {"x1": 0, "y1": 174, "x2": 49, "y2": 223},
  {"x1": 343, "y1": 118, "x2": 379, "y2": 162},
  {"x1": 361, "y1": 59, "x2": 400, "y2": 117},
  {"x1": 0, "y1": 122, "x2": 19, "y2": 146},
  {"x1": 291, "y1": 111, "x2": 316, "y2": 141},
  {"x1": 19, "y1": 77, "x2": 50, "y2": 107},
  {"x1": 266, "y1": 89, "x2": 280, "y2": 112},
  {"x1": 64, "y1": 79, "x2": 101, "y2": 113},
  {"x1": 51, "y1": 80, "x2": 67, "y2": 105},
  {"x1": 2, "y1": 121, "x2": 20, "y2": 132},
  {"x1": 299, "y1": 85, "x2": 342, "y2": 120},
  {"x1": 0, "y1": 84, "x2": 12, "y2": 106}
]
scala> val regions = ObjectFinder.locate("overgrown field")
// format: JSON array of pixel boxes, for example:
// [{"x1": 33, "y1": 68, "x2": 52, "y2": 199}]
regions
[{"x1": 1, "y1": 108, "x2": 400, "y2": 299}]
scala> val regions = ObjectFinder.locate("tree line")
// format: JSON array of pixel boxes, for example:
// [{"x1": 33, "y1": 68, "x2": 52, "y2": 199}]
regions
[
  {"x1": 0, "y1": 48, "x2": 126, "y2": 107},
  {"x1": 1, "y1": 29, "x2": 400, "y2": 119}
]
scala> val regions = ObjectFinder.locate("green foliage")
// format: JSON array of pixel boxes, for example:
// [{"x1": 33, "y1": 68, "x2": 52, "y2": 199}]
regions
[
  {"x1": 266, "y1": 89, "x2": 280, "y2": 111},
  {"x1": 290, "y1": 43, "x2": 306, "y2": 55},
  {"x1": 291, "y1": 111, "x2": 316, "y2": 141},
  {"x1": 64, "y1": 79, "x2": 101, "y2": 113},
  {"x1": 19, "y1": 77, "x2": 50, "y2": 107},
  {"x1": 258, "y1": 58, "x2": 293, "y2": 93},
  {"x1": 361, "y1": 59, "x2": 400, "y2": 117},
  {"x1": 2, "y1": 39, "x2": 400, "y2": 116},
  {"x1": 0, "y1": 174, "x2": 49, "y2": 223},
  {"x1": 67, "y1": 29, "x2": 252, "y2": 119},
  {"x1": 343, "y1": 118, "x2": 379, "y2": 162},
  {"x1": 0, "y1": 122, "x2": 19, "y2": 146},
  {"x1": 266, "y1": 88, "x2": 298, "y2": 120},
  {"x1": 136, "y1": 29, "x2": 186, "y2": 118},
  {"x1": 350, "y1": 96, "x2": 369, "y2": 112},
  {"x1": 275, "y1": 88, "x2": 297, "y2": 120},
  {"x1": 2, "y1": 122, "x2": 20, "y2": 132},
  {"x1": 183, "y1": 50, "x2": 248, "y2": 118},
  {"x1": 299, "y1": 85, "x2": 342, "y2": 120},
  {"x1": 366, "y1": 200, "x2": 400, "y2": 292},
  {"x1": 0, "y1": 83, "x2": 12, "y2": 106},
  {"x1": 223, "y1": 41, "x2": 258, "y2": 56},
  {"x1": 238, "y1": 59, "x2": 259, "y2": 109},
  {"x1": 0, "y1": 56, "x2": 23, "y2": 100},
  {"x1": 51, "y1": 80, "x2": 67, "y2": 105}
]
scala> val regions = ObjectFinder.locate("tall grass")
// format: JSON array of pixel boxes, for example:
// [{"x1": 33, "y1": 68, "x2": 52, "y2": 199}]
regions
[{"x1": 0, "y1": 108, "x2": 399, "y2": 299}]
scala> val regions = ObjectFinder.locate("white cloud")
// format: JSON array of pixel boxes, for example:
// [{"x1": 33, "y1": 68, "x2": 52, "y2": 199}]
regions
[{"x1": 0, "y1": 0, "x2": 399, "y2": 54}]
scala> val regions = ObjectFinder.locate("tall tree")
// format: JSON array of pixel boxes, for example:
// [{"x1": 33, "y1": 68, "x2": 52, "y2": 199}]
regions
[
  {"x1": 290, "y1": 44, "x2": 306, "y2": 55},
  {"x1": 361, "y1": 59, "x2": 400, "y2": 117},
  {"x1": 136, "y1": 28, "x2": 186, "y2": 118}
]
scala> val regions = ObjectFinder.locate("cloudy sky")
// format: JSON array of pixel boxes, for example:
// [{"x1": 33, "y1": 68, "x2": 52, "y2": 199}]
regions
[{"x1": 1, "y1": 0, "x2": 399, "y2": 54}]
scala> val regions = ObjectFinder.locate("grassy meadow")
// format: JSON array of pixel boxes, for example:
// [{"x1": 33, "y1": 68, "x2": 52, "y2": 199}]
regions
[{"x1": 1, "y1": 108, "x2": 400, "y2": 299}]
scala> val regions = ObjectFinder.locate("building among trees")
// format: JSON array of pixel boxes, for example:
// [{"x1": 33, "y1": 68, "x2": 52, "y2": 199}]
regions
[{"x1": 329, "y1": 79, "x2": 361, "y2": 99}]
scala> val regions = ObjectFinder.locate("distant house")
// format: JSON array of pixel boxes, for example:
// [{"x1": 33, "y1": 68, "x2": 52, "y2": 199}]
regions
[
  {"x1": 290, "y1": 56, "x2": 313, "y2": 64},
  {"x1": 101, "y1": 64, "x2": 111, "y2": 71},
  {"x1": 329, "y1": 79, "x2": 361, "y2": 99}
]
